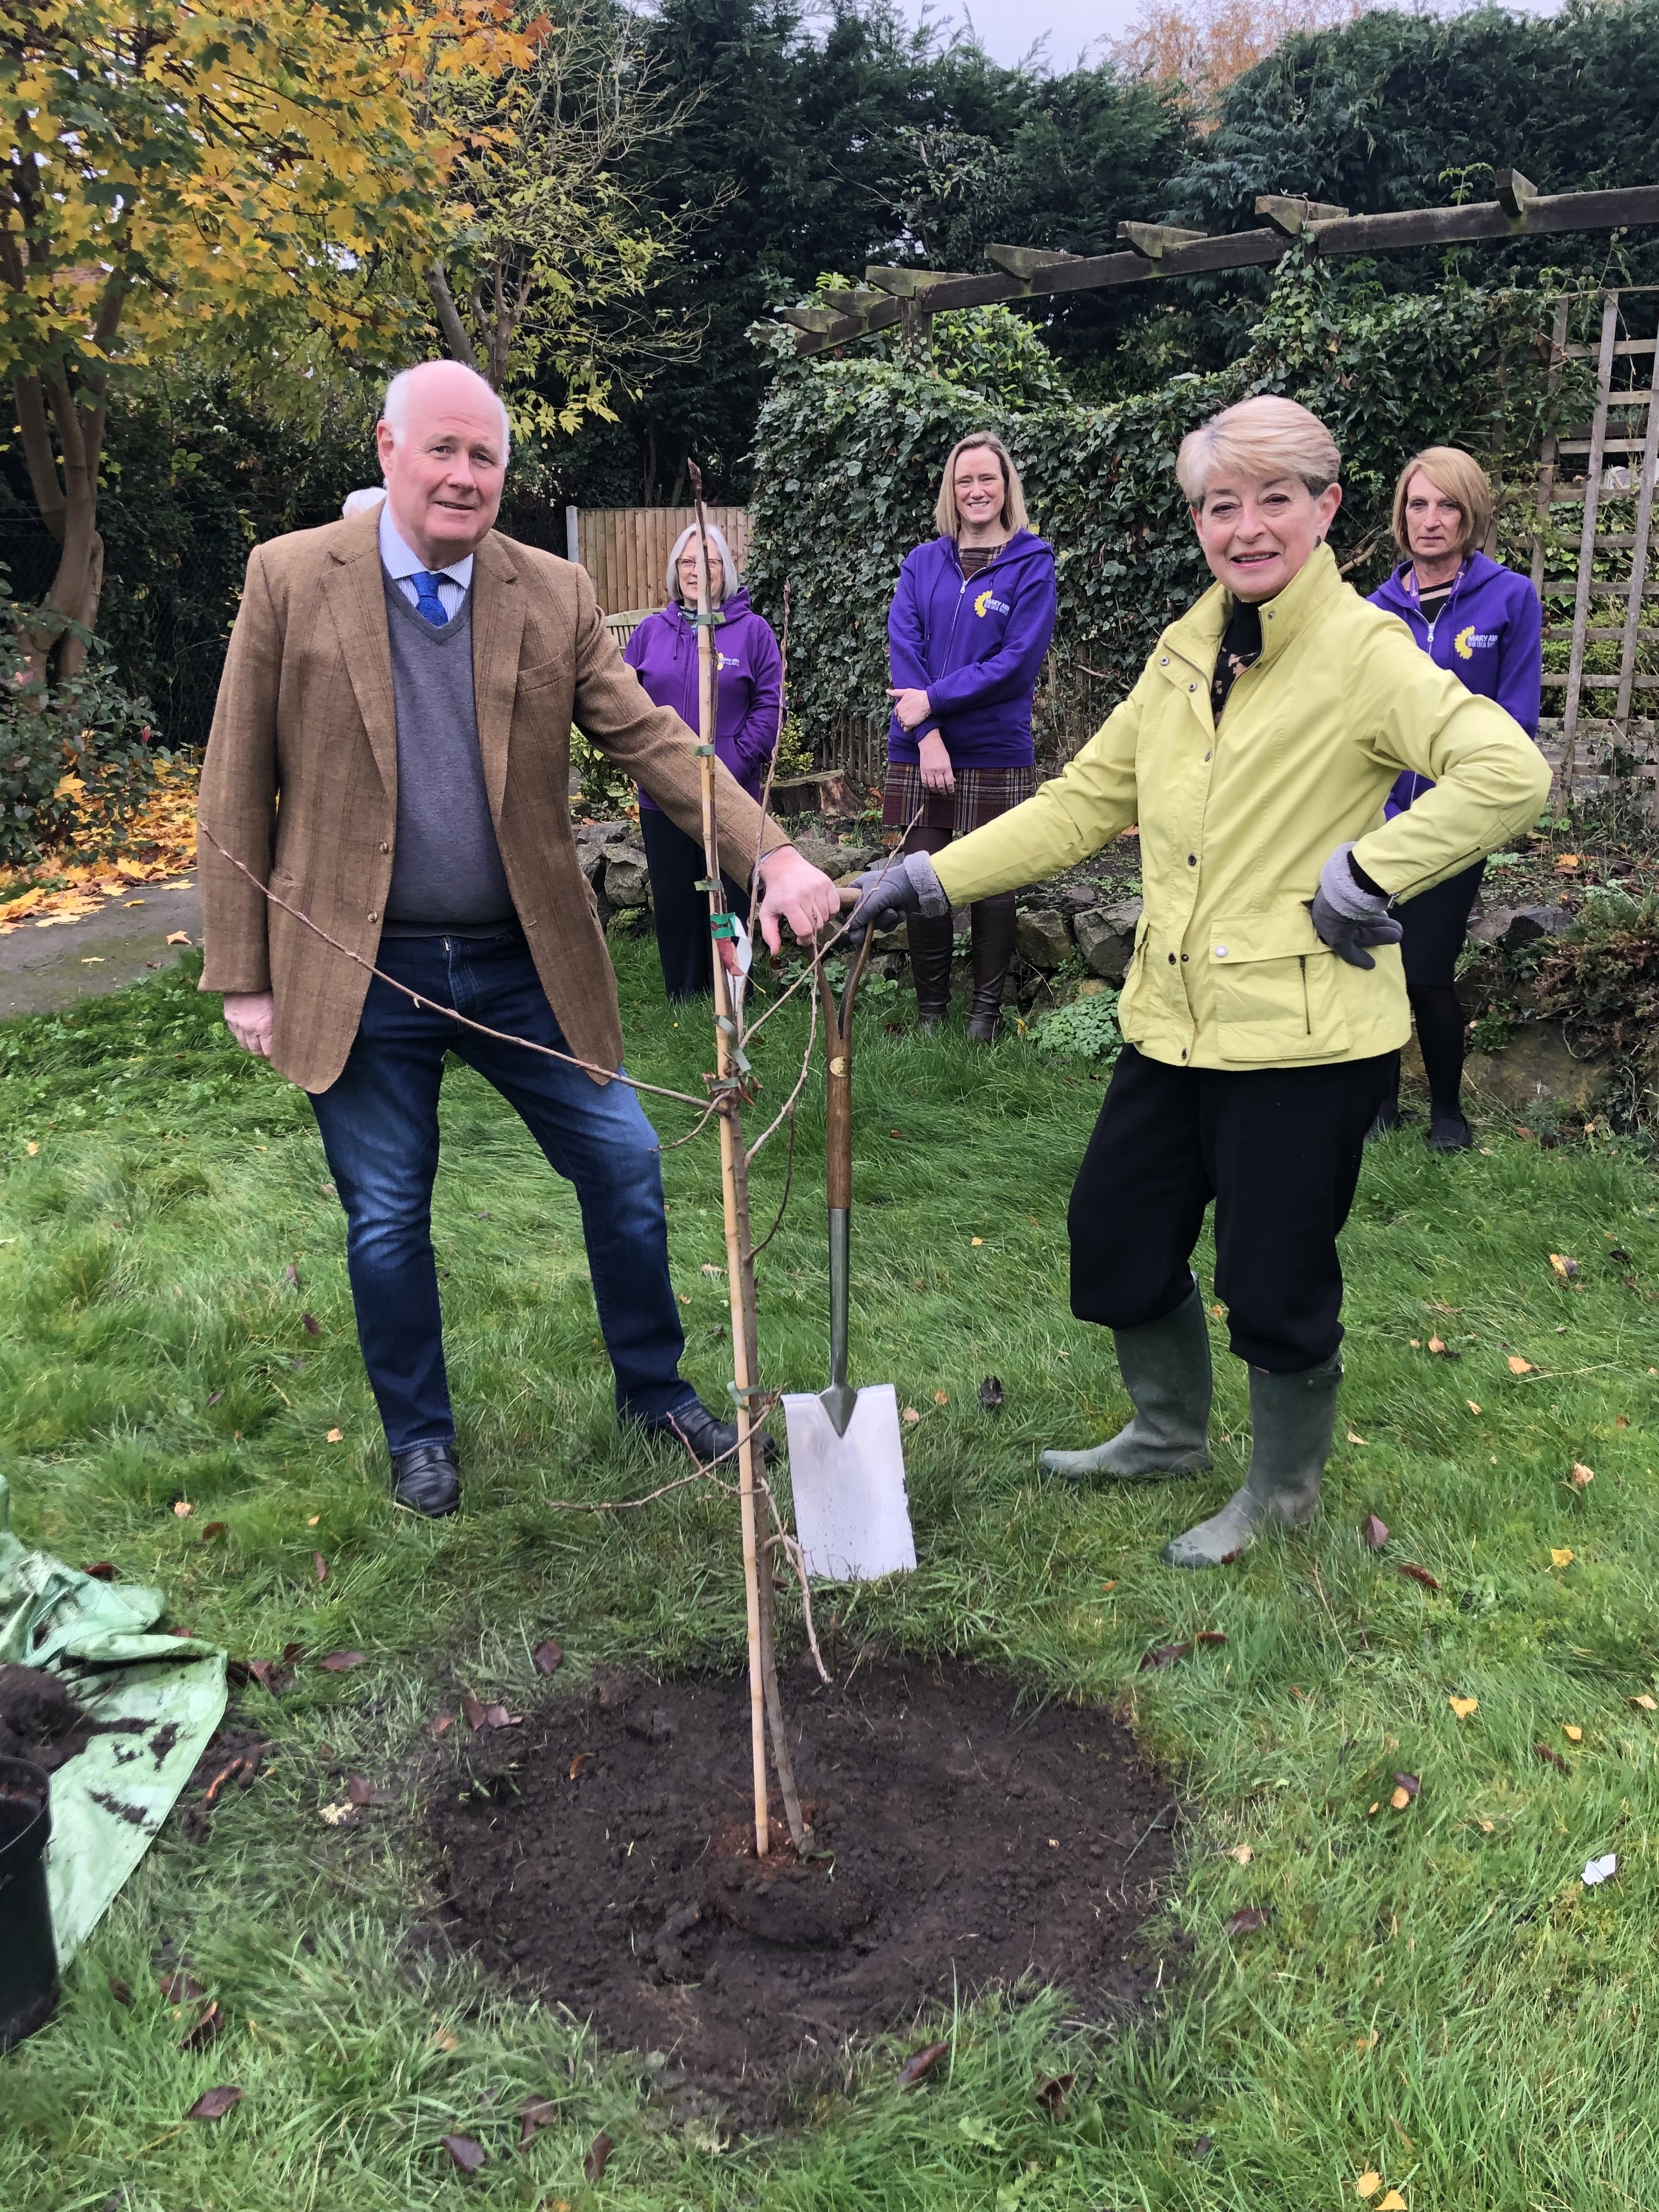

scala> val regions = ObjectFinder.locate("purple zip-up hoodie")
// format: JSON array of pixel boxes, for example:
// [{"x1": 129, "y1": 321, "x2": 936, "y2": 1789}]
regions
[
  {"x1": 887, "y1": 528, "x2": 1057, "y2": 768},
  {"x1": 625, "y1": 586, "x2": 782, "y2": 811},
  {"x1": 1368, "y1": 550, "x2": 1543, "y2": 817}
]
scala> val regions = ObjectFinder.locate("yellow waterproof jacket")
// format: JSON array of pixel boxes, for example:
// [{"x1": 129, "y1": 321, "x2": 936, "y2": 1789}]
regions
[{"x1": 932, "y1": 544, "x2": 1552, "y2": 1070}]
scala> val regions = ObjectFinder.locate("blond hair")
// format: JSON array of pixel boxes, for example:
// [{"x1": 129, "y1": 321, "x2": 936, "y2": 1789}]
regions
[
  {"x1": 1176, "y1": 394, "x2": 1341, "y2": 508},
  {"x1": 1391, "y1": 446, "x2": 1493, "y2": 559},
  {"x1": 935, "y1": 432, "x2": 1029, "y2": 538}
]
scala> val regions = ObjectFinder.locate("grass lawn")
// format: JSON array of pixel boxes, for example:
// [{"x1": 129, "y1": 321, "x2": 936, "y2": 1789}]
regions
[{"x1": 4, "y1": 936, "x2": 1659, "y2": 2211}]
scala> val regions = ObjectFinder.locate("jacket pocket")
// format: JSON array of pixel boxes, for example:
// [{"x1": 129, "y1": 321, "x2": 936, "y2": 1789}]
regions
[{"x1": 1209, "y1": 909, "x2": 1351, "y2": 1063}]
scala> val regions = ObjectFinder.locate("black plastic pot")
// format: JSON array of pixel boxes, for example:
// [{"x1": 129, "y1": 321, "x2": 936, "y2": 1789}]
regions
[{"x1": 0, "y1": 1756, "x2": 58, "y2": 2049}]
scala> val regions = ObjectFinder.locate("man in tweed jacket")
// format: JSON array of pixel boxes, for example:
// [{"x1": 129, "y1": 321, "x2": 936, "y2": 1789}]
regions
[{"x1": 198, "y1": 359, "x2": 836, "y2": 1516}]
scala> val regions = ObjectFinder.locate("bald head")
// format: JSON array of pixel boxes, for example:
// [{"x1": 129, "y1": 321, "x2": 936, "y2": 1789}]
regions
[{"x1": 375, "y1": 360, "x2": 510, "y2": 569}]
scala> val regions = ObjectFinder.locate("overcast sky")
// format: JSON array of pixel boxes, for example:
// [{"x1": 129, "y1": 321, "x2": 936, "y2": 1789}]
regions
[{"x1": 896, "y1": 0, "x2": 1562, "y2": 74}]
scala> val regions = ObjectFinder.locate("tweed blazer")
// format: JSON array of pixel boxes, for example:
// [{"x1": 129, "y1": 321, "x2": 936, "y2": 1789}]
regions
[{"x1": 197, "y1": 510, "x2": 789, "y2": 1093}]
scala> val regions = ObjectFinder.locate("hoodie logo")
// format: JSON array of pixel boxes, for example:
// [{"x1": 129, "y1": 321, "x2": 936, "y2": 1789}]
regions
[
  {"x1": 1454, "y1": 625, "x2": 1497, "y2": 660},
  {"x1": 974, "y1": 589, "x2": 1010, "y2": 618}
]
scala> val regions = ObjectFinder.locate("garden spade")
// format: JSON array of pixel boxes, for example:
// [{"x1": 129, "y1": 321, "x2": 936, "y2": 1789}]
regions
[{"x1": 783, "y1": 921, "x2": 917, "y2": 1583}]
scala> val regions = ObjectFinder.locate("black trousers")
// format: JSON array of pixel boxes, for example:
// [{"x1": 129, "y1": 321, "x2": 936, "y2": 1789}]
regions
[
  {"x1": 1399, "y1": 859, "x2": 1485, "y2": 987},
  {"x1": 638, "y1": 808, "x2": 748, "y2": 1002},
  {"x1": 1068, "y1": 1044, "x2": 1394, "y2": 1373}
]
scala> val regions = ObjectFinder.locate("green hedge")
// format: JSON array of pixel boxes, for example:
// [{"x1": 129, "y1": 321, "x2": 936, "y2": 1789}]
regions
[{"x1": 747, "y1": 257, "x2": 1586, "y2": 764}]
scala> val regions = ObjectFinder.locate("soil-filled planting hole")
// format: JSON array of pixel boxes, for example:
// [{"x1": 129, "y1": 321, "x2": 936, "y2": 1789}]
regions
[
  {"x1": 0, "y1": 1664, "x2": 97, "y2": 1773},
  {"x1": 430, "y1": 1658, "x2": 1176, "y2": 2104}
]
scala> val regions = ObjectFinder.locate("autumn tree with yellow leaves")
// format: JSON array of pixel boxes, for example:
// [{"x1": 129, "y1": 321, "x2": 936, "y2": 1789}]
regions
[{"x1": 0, "y1": 0, "x2": 536, "y2": 688}]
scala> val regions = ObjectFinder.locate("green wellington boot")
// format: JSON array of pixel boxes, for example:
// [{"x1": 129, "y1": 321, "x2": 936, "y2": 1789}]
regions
[
  {"x1": 1040, "y1": 1282, "x2": 1213, "y2": 1482},
  {"x1": 1160, "y1": 1351, "x2": 1340, "y2": 1569}
]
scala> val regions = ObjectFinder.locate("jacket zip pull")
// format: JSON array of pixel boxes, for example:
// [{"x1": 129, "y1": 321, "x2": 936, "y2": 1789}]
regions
[{"x1": 1299, "y1": 955, "x2": 1311, "y2": 1035}]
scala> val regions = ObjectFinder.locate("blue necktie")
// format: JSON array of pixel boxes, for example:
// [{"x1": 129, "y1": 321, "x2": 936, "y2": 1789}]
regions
[{"x1": 410, "y1": 570, "x2": 450, "y2": 627}]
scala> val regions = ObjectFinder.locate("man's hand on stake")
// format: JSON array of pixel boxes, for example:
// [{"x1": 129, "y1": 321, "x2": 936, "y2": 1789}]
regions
[
  {"x1": 223, "y1": 990, "x2": 275, "y2": 1058},
  {"x1": 916, "y1": 730, "x2": 955, "y2": 794},
  {"x1": 846, "y1": 849, "x2": 949, "y2": 944},
  {"x1": 755, "y1": 847, "x2": 839, "y2": 954}
]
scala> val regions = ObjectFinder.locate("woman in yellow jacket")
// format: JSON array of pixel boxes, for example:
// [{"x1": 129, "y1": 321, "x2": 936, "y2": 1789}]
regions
[{"x1": 851, "y1": 395, "x2": 1549, "y2": 1569}]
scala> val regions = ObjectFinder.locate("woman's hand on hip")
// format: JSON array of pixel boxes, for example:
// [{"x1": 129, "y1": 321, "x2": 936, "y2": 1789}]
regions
[
  {"x1": 916, "y1": 730, "x2": 955, "y2": 794},
  {"x1": 888, "y1": 685, "x2": 932, "y2": 732}
]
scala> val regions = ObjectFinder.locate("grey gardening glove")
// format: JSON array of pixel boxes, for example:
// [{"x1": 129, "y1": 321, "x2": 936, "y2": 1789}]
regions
[
  {"x1": 846, "y1": 849, "x2": 949, "y2": 943},
  {"x1": 1307, "y1": 841, "x2": 1403, "y2": 971}
]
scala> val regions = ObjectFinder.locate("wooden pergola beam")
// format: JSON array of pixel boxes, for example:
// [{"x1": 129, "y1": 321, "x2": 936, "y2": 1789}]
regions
[{"x1": 776, "y1": 180, "x2": 1659, "y2": 355}]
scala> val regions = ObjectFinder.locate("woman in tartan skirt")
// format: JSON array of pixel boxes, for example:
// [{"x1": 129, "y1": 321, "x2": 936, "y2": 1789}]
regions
[{"x1": 883, "y1": 433, "x2": 1057, "y2": 1038}]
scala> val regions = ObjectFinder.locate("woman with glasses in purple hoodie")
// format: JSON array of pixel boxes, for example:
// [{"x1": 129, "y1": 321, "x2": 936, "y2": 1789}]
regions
[
  {"x1": 884, "y1": 432, "x2": 1058, "y2": 1040},
  {"x1": 1368, "y1": 447, "x2": 1543, "y2": 1151},
  {"x1": 625, "y1": 522, "x2": 783, "y2": 1000}
]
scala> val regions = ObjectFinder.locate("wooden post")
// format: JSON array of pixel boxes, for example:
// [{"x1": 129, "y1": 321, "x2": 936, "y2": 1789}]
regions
[{"x1": 690, "y1": 467, "x2": 770, "y2": 1861}]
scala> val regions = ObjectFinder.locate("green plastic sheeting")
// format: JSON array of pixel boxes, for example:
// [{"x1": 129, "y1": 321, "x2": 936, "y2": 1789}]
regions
[{"x1": 0, "y1": 1477, "x2": 226, "y2": 1964}]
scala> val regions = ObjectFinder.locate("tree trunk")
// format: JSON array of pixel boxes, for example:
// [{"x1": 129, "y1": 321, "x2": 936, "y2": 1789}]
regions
[{"x1": 427, "y1": 262, "x2": 483, "y2": 371}]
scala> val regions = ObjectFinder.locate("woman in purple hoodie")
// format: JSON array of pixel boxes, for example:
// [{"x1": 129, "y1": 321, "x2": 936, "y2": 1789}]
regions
[
  {"x1": 884, "y1": 432, "x2": 1058, "y2": 1040},
  {"x1": 1368, "y1": 447, "x2": 1543, "y2": 1150},
  {"x1": 626, "y1": 523, "x2": 783, "y2": 999}
]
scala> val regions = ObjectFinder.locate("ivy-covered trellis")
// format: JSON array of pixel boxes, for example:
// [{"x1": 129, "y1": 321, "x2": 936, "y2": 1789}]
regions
[{"x1": 747, "y1": 254, "x2": 1589, "y2": 777}]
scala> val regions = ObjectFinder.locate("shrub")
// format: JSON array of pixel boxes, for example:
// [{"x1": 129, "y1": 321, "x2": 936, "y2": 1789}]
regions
[{"x1": 1025, "y1": 986, "x2": 1122, "y2": 1064}]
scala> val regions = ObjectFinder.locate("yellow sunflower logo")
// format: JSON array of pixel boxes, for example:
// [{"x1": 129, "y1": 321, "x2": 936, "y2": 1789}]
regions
[{"x1": 1454, "y1": 624, "x2": 1477, "y2": 661}]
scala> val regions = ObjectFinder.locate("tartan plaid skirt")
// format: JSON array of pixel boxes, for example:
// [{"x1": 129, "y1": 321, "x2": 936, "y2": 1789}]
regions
[{"x1": 881, "y1": 761, "x2": 1037, "y2": 842}]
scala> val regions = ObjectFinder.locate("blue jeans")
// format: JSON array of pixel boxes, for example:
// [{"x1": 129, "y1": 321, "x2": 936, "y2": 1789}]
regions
[{"x1": 309, "y1": 929, "x2": 698, "y2": 1454}]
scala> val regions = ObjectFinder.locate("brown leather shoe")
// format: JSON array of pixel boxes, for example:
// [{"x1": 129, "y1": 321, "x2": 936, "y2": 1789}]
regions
[{"x1": 907, "y1": 910, "x2": 956, "y2": 1027}]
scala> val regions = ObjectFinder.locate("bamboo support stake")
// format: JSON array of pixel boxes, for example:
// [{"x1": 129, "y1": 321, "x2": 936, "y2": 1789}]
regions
[{"x1": 689, "y1": 466, "x2": 770, "y2": 1860}]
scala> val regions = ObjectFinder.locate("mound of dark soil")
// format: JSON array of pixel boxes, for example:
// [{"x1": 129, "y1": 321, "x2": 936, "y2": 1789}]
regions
[
  {"x1": 0, "y1": 1664, "x2": 94, "y2": 1773},
  {"x1": 430, "y1": 1658, "x2": 1175, "y2": 2101}
]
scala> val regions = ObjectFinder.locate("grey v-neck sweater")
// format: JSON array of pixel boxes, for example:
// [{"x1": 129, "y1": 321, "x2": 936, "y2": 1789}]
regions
[{"x1": 380, "y1": 574, "x2": 516, "y2": 934}]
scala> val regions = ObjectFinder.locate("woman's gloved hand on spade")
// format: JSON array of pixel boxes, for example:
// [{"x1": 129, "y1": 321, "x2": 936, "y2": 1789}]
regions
[
  {"x1": 846, "y1": 849, "x2": 950, "y2": 943},
  {"x1": 1308, "y1": 841, "x2": 1403, "y2": 970}
]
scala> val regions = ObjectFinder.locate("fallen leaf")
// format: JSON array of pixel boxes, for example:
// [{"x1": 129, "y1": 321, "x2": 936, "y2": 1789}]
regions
[
  {"x1": 325, "y1": 1427, "x2": 344, "y2": 1444},
  {"x1": 568, "y1": 1751, "x2": 592, "y2": 1780},
  {"x1": 1563, "y1": 1724, "x2": 1583, "y2": 1743},
  {"x1": 1377, "y1": 2194, "x2": 1408, "y2": 2211},
  {"x1": 897, "y1": 2040, "x2": 950, "y2": 2090},
  {"x1": 584, "y1": 2132, "x2": 614, "y2": 2182},
  {"x1": 1229, "y1": 1844, "x2": 1254, "y2": 1864},
  {"x1": 1467, "y1": 1399, "x2": 1482, "y2": 1415},
  {"x1": 971, "y1": 1236, "x2": 984, "y2": 1247},
  {"x1": 1363, "y1": 1514, "x2": 1390, "y2": 1551},
  {"x1": 173, "y1": 1500, "x2": 193, "y2": 1519},
  {"x1": 1397, "y1": 1562, "x2": 1441, "y2": 1591},
  {"x1": 482, "y1": 1702, "x2": 516, "y2": 1729},
  {"x1": 318, "y1": 1800, "x2": 358, "y2": 1827},
  {"x1": 429, "y1": 1711, "x2": 454, "y2": 1737},
  {"x1": 1449, "y1": 1696, "x2": 1478, "y2": 1719},
  {"x1": 1196, "y1": 1629, "x2": 1228, "y2": 1646},
  {"x1": 1550, "y1": 1547, "x2": 1574, "y2": 1568},
  {"x1": 533, "y1": 1639, "x2": 564, "y2": 1675},
  {"x1": 1100, "y1": 1578, "x2": 1116, "y2": 1592},
  {"x1": 1507, "y1": 1356, "x2": 1534, "y2": 1375},
  {"x1": 440, "y1": 2134, "x2": 487, "y2": 2174},
  {"x1": 518, "y1": 2094, "x2": 558, "y2": 2148},
  {"x1": 1347, "y1": 1429, "x2": 1367, "y2": 1445},
  {"x1": 1630, "y1": 1693, "x2": 1657, "y2": 1712},
  {"x1": 1394, "y1": 1771, "x2": 1421, "y2": 1799},
  {"x1": 186, "y1": 2085, "x2": 243, "y2": 2122},
  {"x1": 934, "y1": 1388, "x2": 949, "y2": 1405},
  {"x1": 1355, "y1": 2178, "x2": 1382, "y2": 2204},
  {"x1": 699, "y1": 1262, "x2": 723, "y2": 1278},
  {"x1": 978, "y1": 1376, "x2": 1005, "y2": 1409},
  {"x1": 1139, "y1": 1641, "x2": 1191, "y2": 1670},
  {"x1": 165, "y1": 930, "x2": 191, "y2": 946},
  {"x1": 160, "y1": 1970, "x2": 205, "y2": 2004},
  {"x1": 431, "y1": 2027, "x2": 459, "y2": 2051},
  {"x1": 1367, "y1": 1802, "x2": 1380, "y2": 1815},
  {"x1": 1224, "y1": 1907, "x2": 1269, "y2": 1936},
  {"x1": 461, "y1": 1695, "x2": 487, "y2": 1729},
  {"x1": 180, "y1": 2001, "x2": 224, "y2": 2050},
  {"x1": 312, "y1": 1552, "x2": 328, "y2": 1583},
  {"x1": 902, "y1": 1406, "x2": 920, "y2": 1424},
  {"x1": 1556, "y1": 852, "x2": 1581, "y2": 869},
  {"x1": 1479, "y1": 1819, "x2": 1494, "y2": 1833},
  {"x1": 207, "y1": 1391, "x2": 223, "y2": 1408},
  {"x1": 26, "y1": 1140, "x2": 38, "y2": 1156},
  {"x1": 302, "y1": 1313, "x2": 321, "y2": 1336},
  {"x1": 1211, "y1": 1303, "x2": 1224, "y2": 1318},
  {"x1": 1617, "y1": 1413, "x2": 1630, "y2": 1428},
  {"x1": 1535, "y1": 1741, "x2": 1570, "y2": 1773},
  {"x1": 83, "y1": 1561, "x2": 116, "y2": 1580},
  {"x1": 1035, "y1": 2071, "x2": 1076, "y2": 2118},
  {"x1": 284, "y1": 1262, "x2": 299, "y2": 1286},
  {"x1": 1583, "y1": 1852, "x2": 1618, "y2": 1887},
  {"x1": 1550, "y1": 1253, "x2": 1580, "y2": 1280},
  {"x1": 199, "y1": 1522, "x2": 227, "y2": 1543},
  {"x1": 1427, "y1": 1335, "x2": 1447, "y2": 1355},
  {"x1": 307, "y1": 1514, "x2": 320, "y2": 1527},
  {"x1": 1570, "y1": 1462, "x2": 1594, "y2": 1489},
  {"x1": 1409, "y1": 1338, "x2": 1420, "y2": 1350},
  {"x1": 108, "y1": 1976, "x2": 132, "y2": 2006},
  {"x1": 319, "y1": 1650, "x2": 365, "y2": 1671}
]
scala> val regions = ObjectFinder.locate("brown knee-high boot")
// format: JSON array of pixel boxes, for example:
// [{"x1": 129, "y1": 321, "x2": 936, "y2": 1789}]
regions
[
  {"x1": 907, "y1": 911, "x2": 956, "y2": 1026},
  {"x1": 967, "y1": 893, "x2": 1017, "y2": 1042}
]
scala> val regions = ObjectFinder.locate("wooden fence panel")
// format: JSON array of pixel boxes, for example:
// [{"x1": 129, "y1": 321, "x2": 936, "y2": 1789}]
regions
[{"x1": 572, "y1": 506, "x2": 751, "y2": 615}]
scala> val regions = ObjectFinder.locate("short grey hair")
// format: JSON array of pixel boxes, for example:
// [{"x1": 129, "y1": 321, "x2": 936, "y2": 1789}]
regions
[
  {"x1": 1177, "y1": 394, "x2": 1340, "y2": 509},
  {"x1": 666, "y1": 522, "x2": 739, "y2": 604},
  {"x1": 382, "y1": 362, "x2": 511, "y2": 459}
]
